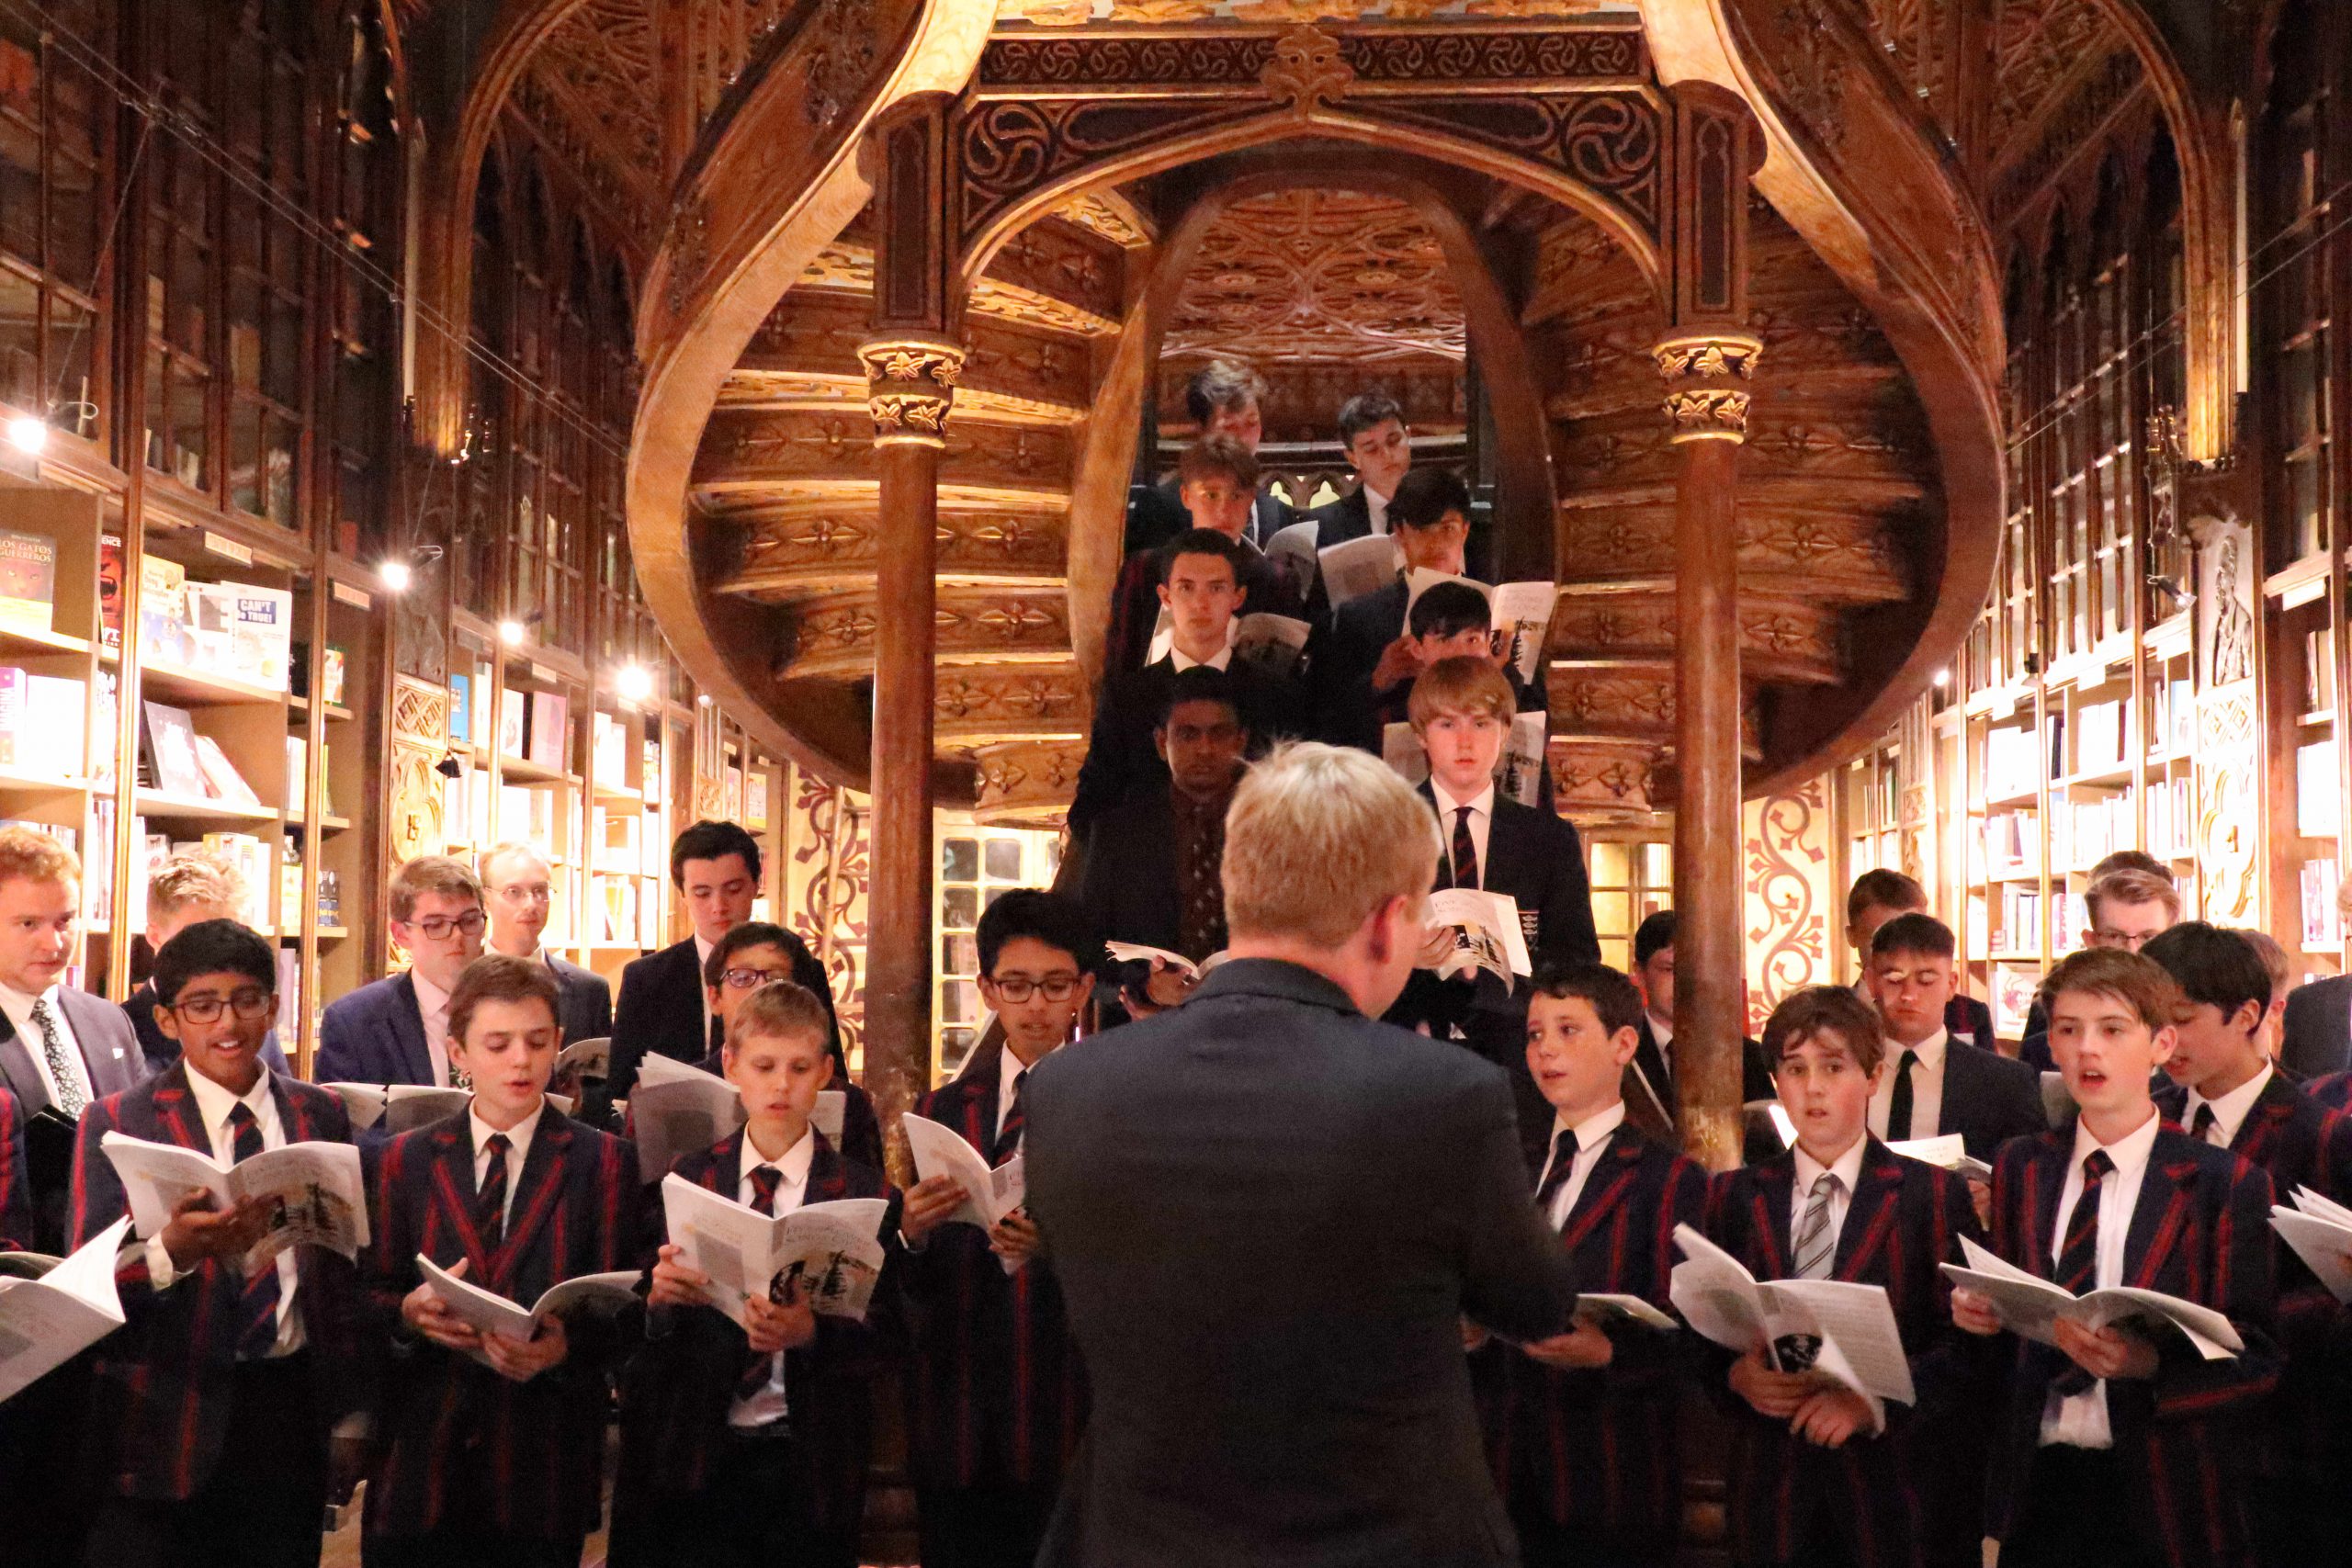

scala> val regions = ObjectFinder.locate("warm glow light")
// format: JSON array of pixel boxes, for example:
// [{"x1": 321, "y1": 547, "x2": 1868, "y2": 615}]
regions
[
  {"x1": 499, "y1": 619, "x2": 526, "y2": 648},
  {"x1": 379, "y1": 558, "x2": 411, "y2": 592},
  {"x1": 6, "y1": 415, "x2": 47, "y2": 456},
  {"x1": 1932, "y1": 669, "x2": 1951, "y2": 688},
  {"x1": 617, "y1": 664, "x2": 653, "y2": 703},
  {"x1": 695, "y1": 693, "x2": 713, "y2": 707}
]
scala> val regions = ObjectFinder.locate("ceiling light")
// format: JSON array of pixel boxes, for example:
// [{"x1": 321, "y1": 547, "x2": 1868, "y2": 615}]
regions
[
  {"x1": 6, "y1": 415, "x2": 47, "y2": 456},
  {"x1": 617, "y1": 664, "x2": 653, "y2": 703},
  {"x1": 379, "y1": 558, "x2": 412, "y2": 592},
  {"x1": 499, "y1": 619, "x2": 526, "y2": 648}
]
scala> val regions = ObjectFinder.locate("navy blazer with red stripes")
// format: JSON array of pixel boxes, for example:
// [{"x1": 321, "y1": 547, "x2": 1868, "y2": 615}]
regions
[
  {"x1": 66, "y1": 1061, "x2": 363, "y2": 1501},
  {"x1": 358, "y1": 1104, "x2": 642, "y2": 1542},
  {"x1": 0, "y1": 1084, "x2": 28, "y2": 1252},
  {"x1": 616, "y1": 1126, "x2": 899, "y2": 1535},
  {"x1": 1704, "y1": 1140, "x2": 1983, "y2": 1568},
  {"x1": 1480, "y1": 1122, "x2": 1705, "y2": 1546},
  {"x1": 906, "y1": 1038, "x2": 1090, "y2": 1491},
  {"x1": 1979, "y1": 1123, "x2": 2280, "y2": 1568}
]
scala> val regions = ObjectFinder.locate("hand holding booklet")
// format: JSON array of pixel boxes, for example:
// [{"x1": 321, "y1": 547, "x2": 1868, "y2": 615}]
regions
[
  {"x1": 1423, "y1": 888, "x2": 1532, "y2": 986},
  {"x1": 2269, "y1": 1186, "x2": 2352, "y2": 1303},
  {"x1": 419, "y1": 1255, "x2": 640, "y2": 1365},
  {"x1": 0, "y1": 1216, "x2": 130, "y2": 1404},
  {"x1": 1669, "y1": 1224, "x2": 1917, "y2": 1418},
  {"x1": 902, "y1": 1113, "x2": 1024, "y2": 1233},
  {"x1": 1102, "y1": 942, "x2": 1227, "y2": 982},
  {"x1": 1884, "y1": 1134, "x2": 1993, "y2": 1181},
  {"x1": 102, "y1": 1130, "x2": 368, "y2": 1271},
  {"x1": 661, "y1": 1173, "x2": 888, "y2": 1325},
  {"x1": 1939, "y1": 1234, "x2": 2243, "y2": 1358}
]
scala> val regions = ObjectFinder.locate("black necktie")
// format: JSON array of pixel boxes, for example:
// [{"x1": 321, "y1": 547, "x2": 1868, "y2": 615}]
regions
[
  {"x1": 2190, "y1": 1103, "x2": 2219, "y2": 1145},
  {"x1": 228, "y1": 1104, "x2": 279, "y2": 1359},
  {"x1": 1534, "y1": 1129, "x2": 1577, "y2": 1216},
  {"x1": 2052, "y1": 1149, "x2": 2115, "y2": 1394},
  {"x1": 739, "y1": 1165, "x2": 786, "y2": 1400},
  {"x1": 995, "y1": 1069, "x2": 1028, "y2": 1164},
  {"x1": 1451, "y1": 806, "x2": 1477, "y2": 890},
  {"x1": 475, "y1": 1132, "x2": 512, "y2": 1251},
  {"x1": 1887, "y1": 1050, "x2": 1919, "y2": 1141}
]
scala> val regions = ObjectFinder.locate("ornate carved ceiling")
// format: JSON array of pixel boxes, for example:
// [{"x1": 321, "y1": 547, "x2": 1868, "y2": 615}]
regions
[
  {"x1": 509, "y1": 0, "x2": 665, "y2": 243},
  {"x1": 1987, "y1": 0, "x2": 2132, "y2": 171},
  {"x1": 992, "y1": 0, "x2": 1631, "y2": 24}
]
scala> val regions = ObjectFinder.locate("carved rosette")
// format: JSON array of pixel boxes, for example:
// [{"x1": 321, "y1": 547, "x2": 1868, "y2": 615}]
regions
[
  {"x1": 857, "y1": 334, "x2": 966, "y2": 448},
  {"x1": 1652, "y1": 333, "x2": 1762, "y2": 445},
  {"x1": 971, "y1": 739, "x2": 1084, "y2": 827}
]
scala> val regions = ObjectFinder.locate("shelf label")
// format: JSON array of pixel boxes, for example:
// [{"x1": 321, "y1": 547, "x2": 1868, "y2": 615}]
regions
[
  {"x1": 531, "y1": 662, "x2": 556, "y2": 683},
  {"x1": 333, "y1": 581, "x2": 372, "y2": 610},
  {"x1": 203, "y1": 530, "x2": 253, "y2": 566}
]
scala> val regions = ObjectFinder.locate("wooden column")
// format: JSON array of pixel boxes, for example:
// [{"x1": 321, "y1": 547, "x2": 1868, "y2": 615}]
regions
[
  {"x1": 1660, "y1": 84, "x2": 1762, "y2": 1173},
  {"x1": 859, "y1": 98, "x2": 963, "y2": 1174}
]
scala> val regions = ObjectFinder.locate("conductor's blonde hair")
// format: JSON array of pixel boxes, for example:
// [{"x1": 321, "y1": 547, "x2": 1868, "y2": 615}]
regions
[
  {"x1": 1222, "y1": 741, "x2": 1435, "y2": 949},
  {"x1": 0, "y1": 822, "x2": 77, "y2": 888}
]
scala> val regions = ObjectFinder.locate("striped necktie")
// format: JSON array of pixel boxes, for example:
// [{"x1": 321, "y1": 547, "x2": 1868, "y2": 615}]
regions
[
  {"x1": 228, "y1": 1104, "x2": 281, "y2": 1359},
  {"x1": 738, "y1": 1164, "x2": 785, "y2": 1401},
  {"x1": 1450, "y1": 807, "x2": 1477, "y2": 890},
  {"x1": 1792, "y1": 1171, "x2": 1841, "y2": 1280},
  {"x1": 475, "y1": 1133, "x2": 512, "y2": 1252},
  {"x1": 2052, "y1": 1149, "x2": 2114, "y2": 1395},
  {"x1": 1534, "y1": 1129, "x2": 1577, "y2": 1218}
]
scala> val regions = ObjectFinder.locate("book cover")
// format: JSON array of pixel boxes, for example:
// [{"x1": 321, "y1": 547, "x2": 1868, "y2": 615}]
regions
[
  {"x1": 23, "y1": 674, "x2": 83, "y2": 779},
  {"x1": 499, "y1": 689, "x2": 526, "y2": 759},
  {"x1": 98, "y1": 536, "x2": 123, "y2": 649},
  {"x1": 0, "y1": 666, "x2": 25, "y2": 768},
  {"x1": 448, "y1": 673, "x2": 470, "y2": 746},
  {"x1": 2298, "y1": 740, "x2": 2339, "y2": 839},
  {"x1": 141, "y1": 702, "x2": 208, "y2": 798},
  {"x1": 0, "y1": 529, "x2": 55, "y2": 637},
  {"x1": 527, "y1": 691, "x2": 568, "y2": 771},
  {"x1": 192, "y1": 736, "x2": 260, "y2": 807},
  {"x1": 322, "y1": 646, "x2": 346, "y2": 706}
]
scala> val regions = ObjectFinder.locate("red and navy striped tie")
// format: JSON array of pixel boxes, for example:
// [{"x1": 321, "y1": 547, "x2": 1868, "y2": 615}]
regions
[
  {"x1": 227, "y1": 1104, "x2": 280, "y2": 1359},
  {"x1": 2052, "y1": 1148, "x2": 2113, "y2": 1394},
  {"x1": 738, "y1": 1165, "x2": 784, "y2": 1400}
]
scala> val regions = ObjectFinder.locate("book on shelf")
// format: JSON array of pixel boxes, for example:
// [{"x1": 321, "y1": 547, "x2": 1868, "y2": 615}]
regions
[
  {"x1": 498, "y1": 689, "x2": 526, "y2": 758},
  {"x1": 526, "y1": 692, "x2": 568, "y2": 771},
  {"x1": 185, "y1": 581, "x2": 293, "y2": 691},
  {"x1": 448, "y1": 672, "x2": 471, "y2": 746},
  {"x1": 2045, "y1": 711, "x2": 2066, "y2": 781},
  {"x1": 99, "y1": 536, "x2": 123, "y2": 649},
  {"x1": 278, "y1": 833, "x2": 302, "y2": 932},
  {"x1": 317, "y1": 867, "x2": 341, "y2": 928},
  {"x1": 1992, "y1": 964, "x2": 2042, "y2": 1038},
  {"x1": 198, "y1": 833, "x2": 271, "y2": 929},
  {"x1": 2075, "y1": 702, "x2": 2123, "y2": 773},
  {"x1": 641, "y1": 737, "x2": 662, "y2": 800},
  {"x1": 322, "y1": 646, "x2": 346, "y2": 707},
  {"x1": 274, "y1": 948, "x2": 300, "y2": 1041},
  {"x1": 86, "y1": 798, "x2": 114, "y2": 925},
  {"x1": 1984, "y1": 725, "x2": 2040, "y2": 800},
  {"x1": 89, "y1": 671, "x2": 116, "y2": 786},
  {"x1": 745, "y1": 769, "x2": 770, "y2": 831},
  {"x1": 2052, "y1": 890, "x2": 2086, "y2": 954},
  {"x1": 285, "y1": 736, "x2": 306, "y2": 818},
  {"x1": 2301, "y1": 859, "x2": 2342, "y2": 948},
  {"x1": 191, "y1": 736, "x2": 259, "y2": 807},
  {"x1": 2309, "y1": 629, "x2": 2335, "y2": 715},
  {"x1": 2298, "y1": 741, "x2": 2339, "y2": 839},
  {"x1": 2167, "y1": 679, "x2": 2193, "y2": 752},
  {"x1": 0, "y1": 528, "x2": 56, "y2": 637},
  {"x1": 140, "y1": 702, "x2": 209, "y2": 797},
  {"x1": 593, "y1": 712, "x2": 628, "y2": 784},
  {"x1": 722, "y1": 763, "x2": 743, "y2": 823},
  {"x1": 138, "y1": 555, "x2": 192, "y2": 665}
]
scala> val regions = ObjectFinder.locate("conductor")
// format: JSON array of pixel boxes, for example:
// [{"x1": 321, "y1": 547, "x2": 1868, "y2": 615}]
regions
[{"x1": 1024, "y1": 741, "x2": 1577, "y2": 1566}]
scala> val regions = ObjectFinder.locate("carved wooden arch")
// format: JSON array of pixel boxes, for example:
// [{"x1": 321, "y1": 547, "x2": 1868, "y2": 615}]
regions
[{"x1": 951, "y1": 25, "x2": 1671, "y2": 309}]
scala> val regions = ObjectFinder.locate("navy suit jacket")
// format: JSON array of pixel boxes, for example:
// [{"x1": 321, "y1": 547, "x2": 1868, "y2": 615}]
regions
[
  {"x1": 1307, "y1": 577, "x2": 1409, "y2": 753},
  {"x1": 609, "y1": 931, "x2": 838, "y2": 1103},
  {"x1": 1024, "y1": 958, "x2": 1576, "y2": 1567},
  {"x1": 0, "y1": 1084, "x2": 29, "y2": 1252},
  {"x1": 1303, "y1": 486, "x2": 1379, "y2": 547},
  {"x1": 2282, "y1": 974, "x2": 2352, "y2": 1078},
  {"x1": 1926, "y1": 1038, "x2": 2048, "y2": 1161},
  {"x1": 616, "y1": 1128, "x2": 899, "y2": 1533},
  {"x1": 1066, "y1": 656, "x2": 1300, "y2": 845},
  {"x1": 123, "y1": 981, "x2": 289, "y2": 1077},
  {"x1": 315, "y1": 972, "x2": 432, "y2": 1087},
  {"x1": 1705, "y1": 1141, "x2": 1984, "y2": 1568},
  {"x1": 1978, "y1": 1124, "x2": 2280, "y2": 1568},
  {"x1": 908, "y1": 1039, "x2": 1090, "y2": 1492},
  {"x1": 1480, "y1": 1123, "x2": 1706, "y2": 1545},
  {"x1": 1123, "y1": 473, "x2": 1286, "y2": 558},
  {"x1": 359, "y1": 1107, "x2": 643, "y2": 1542},
  {"x1": 1078, "y1": 784, "x2": 1189, "y2": 964},
  {"x1": 69, "y1": 1063, "x2": 363, "y2": 1500},
  {"x1": 546, "y1": 952, "x2": 614, "y2": 1047}
]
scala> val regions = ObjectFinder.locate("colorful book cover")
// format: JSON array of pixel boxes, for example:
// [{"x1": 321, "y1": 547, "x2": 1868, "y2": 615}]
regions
[
  {"x1": 448, "y1": 672, "x2": 470, "y2": 746},
  {"x1": 0, "y1": 666, "x2": 25, "y2": 767},
  {"x1": 0, "y1": 529, "x2": 56, "y2": 636},
  {"x1": 98, "y1": 536, "x2": 123, "y2": 649}
]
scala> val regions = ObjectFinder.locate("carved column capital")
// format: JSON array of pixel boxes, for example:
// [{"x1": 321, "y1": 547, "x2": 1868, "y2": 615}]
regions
[
  {"x1": 1653, "y1": 332, "x2": 1762, "y2": 445},
  {"x1": 858, "y1": 333, "x2": 966, "y2": 447}
]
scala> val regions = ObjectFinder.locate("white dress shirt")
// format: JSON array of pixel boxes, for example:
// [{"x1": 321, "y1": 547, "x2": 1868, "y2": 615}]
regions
[
  {"x1": 1789, "y1": 1135, "x2": 1871, "y2": 1255},
  {"x1": 695, "y1": 932, "x2": 717, "y2": 1041},
  {"x1": 997, "y1": 1048, "x2": 1034, "y2": 1146},
  {"x1": 0, "y1": 978, "x2": 87, "y2": 1111},
  {"x1": 143, "y1": 1068, "x2": 303, "y2": 1355},
  {"x1": 729, "y1": 1123, "x2": 817, "y2": 1429},
  {"x1": 469, "y1": 1100, "x2": 546, "y2": 1231},
  {"x1": 1646, "y1": 1015, "x2": 1673, "y2": 1076},
  {"x1": 1430, "y1": 781, "x2": 1496, "y2": 890},
  {"x1": 2183, "y1": 1064, "x2": 2271, "y2": 1149},
  {"x1": 1540, "y1": 1101, "x2": 1626, "y2": 1229},
  {"x1": 2039, "y1": 1108, "x2": 2162, "y2": 1449},
  {"x1": 1869, "y1": 1028, "x2": 1950, "y2": 1144},
  {"x1": 411, "y1": 969, "x2": 456, "y2": 1089},
  {"x1": 1168, "y1": 642, "x2": 1233, "y2": 673},
  {"x1": 1363, "y1": 484, "x2": 1392, "y2": 536}
]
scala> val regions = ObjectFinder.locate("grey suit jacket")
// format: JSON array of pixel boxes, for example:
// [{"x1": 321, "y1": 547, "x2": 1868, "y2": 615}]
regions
[
  {"x1": 0, "y1": 986, "x2": 146, "y2": 1112},
  {"x1": 1025, "y1": 958, "x2": 1576, "y2": 1568}
]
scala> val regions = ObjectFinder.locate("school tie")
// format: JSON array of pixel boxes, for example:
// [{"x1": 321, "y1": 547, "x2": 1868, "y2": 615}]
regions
[
  {"x1": 1792, "y1": 1172, "x2": 1840, "y2": 1280},
  {"x1": 2190, "y1": 1102, "x2": 2220, "y2": 1145},
  {"x1": 30, "y1": 997, "x2": 83, "y2": 1117},
  {"x1": 1886, "y1": 1049, "x2": 1919, "y2": 1142},
  {"x1": 995, "y1": 1069, "x2": 1028, "y2": 1164},
  {"x1": 475, "y1": 1132, "x2": 512, "y2": 1252},
  {"x1": 1533, "y1": 1129, "x2": 1577, "y2": 1218},
  {"x1": 2052, "y1": 1149, "x2": 2114, "y2": 1394},
  {"x1": 1450, "y1": 807, "x2": 1478, "y2": 891},
  {"x1": 227, "y1": 1104, "x2": 281, "y2": 1359},
  {"x1": 739, "y1": 1165, "x2": 785, "y2": 1401}
]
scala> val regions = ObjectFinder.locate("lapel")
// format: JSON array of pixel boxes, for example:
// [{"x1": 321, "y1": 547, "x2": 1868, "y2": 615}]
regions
[
  {"x1": 1633, "y1": 1020, "x2": 1675, "y2": 1105},
  {"x1": 807, "y1": 1141, "x2": 851, "y2": 1204},
  {"x1": 146, "y1": 1060, "x2": 208, "y2": 1153},
  {"x1": 2123, "y1": 1137, "x2": 2203, "y2": 1292},
  {"x1": 706, "y1": 1128, "x2": 745, "y2": 1196},
  {"x1": 1750, "y1": 1154, "x2": 1797, "y2": 1278},
  {"x1": 2233, "y1": 1072, "x2": 2300, "y2": 1162},
  {"x1": 956, "y1": 1040, "x2": 1005, "y2": 1156},
  {"x1": 0, "y1": 1010, "x2": 39, "y2": 1106},
  {"x1": 389, "y1": 974, "x2": 432, "y2": 1086},
  {"x1": 1559, "y1": 1126, "x2": 1645, "y2": 1252},
  {"x1": 425, "y1": 1120, "x2": 498, "y2": 1281},
  {"x1": 2021, "y1": 1130, "x2": 2071, "y2": 1278},
  {"x1": 269, "y1": 1074, "x2": 316, "y2": 1145},
  {"x1": 1937, "y1": 1041, "x2": 1975, "y2": 1137},
  {"x1": 1834, "y1": 1141, "x2": 1908, "y2": 1282},
  {"x1": 496, "y1": 1111, "x2": 576, "y2": 1292}
]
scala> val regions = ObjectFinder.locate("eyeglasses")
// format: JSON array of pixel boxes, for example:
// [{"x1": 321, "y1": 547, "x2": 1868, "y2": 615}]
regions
[
  {"x1": 721, "y1": 966, "x2": 793, "y2": 990},
  {"x1": 491, "y1": 883, "x2": 551, "y2": 905},
  {"x1": 2094, "y1": 930, "x2": 2154, "y2": 952},
  {"x1": 169, "y1": 988, "x2": 274, "y2": 1022},
  {"x1": 987, "y1": 974, "x2": 1083, "y2": 1002},
  {"x1": 412, "y1": 909, "x2": 487, "y2": 940}
]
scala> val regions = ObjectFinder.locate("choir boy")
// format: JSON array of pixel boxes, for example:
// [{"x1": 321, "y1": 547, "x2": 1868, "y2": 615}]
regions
[
  {"x1": 359, "y1": 953, "x2": 643, "y2": 1567},
  {"x1": 1122, "y1": 360, "x2": 1291, "y2": 557},
  {"x1": 1103, "y1": 435, "x2": 1294, "y2": 673},
  {"x1": 612, "y1": 979, "x2": 897, "y2": 1568},
  {"x1": 314, "y1": 854, "x2": 486, "y2": 1089},
  {"x1": 1479, "y1": 961, "x2": 1706, "y2": 1568},
  {"x1": 1301, "y1": 391, "x2": 1412, "y2": 547},
  {"x1": 2018, "y1": 863, "x2": 2181, "y2": 1070},
  {"x1": 1843, "y1": 869, "x2": 1995, "y2": 1048},
  {"x1": 609, "y1": 818, "x2": 834, "y2": 1102},
  {"x1": 900, "y1": 891, "x2": 1096, "y2": 1568},
  {"x1": 68, "y1": 919, "x2": 360, "y2": 1568},
  {"x1": 1621, "y1": 910, "x2": 1778, "y2": 1156},
  {"x1": 1951, "y1": 948, "x2": 2279, "y2": 1568},
  {"x1": 1706, "y1": 986, "x2": 1982, "y2": 1568},
  {"x1": 122, "y1": 852, "x2": 289, "y2": 1076},
  {"x1": 1865, "y1": 914, "x2": 2045, "y2": 1178},
  {"x1": 1308, "y1": 467, "x2": 1477, "y2": 754},
  {"x1": 693, "y1": 920, "x2": 881, "y2": 1171},
  {"x1": 1391, "y1": 657, "x2": 1597, "y2": 1156}
]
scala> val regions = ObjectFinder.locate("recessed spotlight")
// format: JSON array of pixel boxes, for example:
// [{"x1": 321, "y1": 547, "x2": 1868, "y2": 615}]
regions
[
  {"x1": 617, "y1": 664, "x2": 652, "y2": 703},
  {"x1": 499, "y1": 619, "x2": 526, "y2": 648},
  {"x1": 6, "y1": 414, "x2": 48, "y2": 456},
  {"x1": 1932, "y1": 669, "x2": 1951, "y2": 688},
  {"x1": 379, "y1": 558, "x2": 412, "y2": 592}
]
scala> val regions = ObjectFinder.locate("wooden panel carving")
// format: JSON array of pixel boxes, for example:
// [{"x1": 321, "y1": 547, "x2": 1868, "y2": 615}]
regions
[
  {"x1": 729, "y1": 506, "x2": 1069, "y2": 591},
  {"x1": 388, "y1": 676, "x2": 451, "y2": 867},
  {"x1": 933, "y1": 664, "x2": 1091, "y2": 745},
  {"x1": 971, "y1": 739, "x2": 1086, "y2": 825},
  {"x1": 783, "y1": 588, "x2": 1075, "y2": 678},
  {"x1": 696, "y1": 411, "x2": 1075, "y2": 496},
  {"x1": 1744, "y1": 779, "x2": 1833, "y2": 1030}
]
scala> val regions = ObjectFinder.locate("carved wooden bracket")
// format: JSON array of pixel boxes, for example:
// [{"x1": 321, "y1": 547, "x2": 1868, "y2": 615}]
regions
[
  {"x1": 1655, "y1": 332, "x2": 1763, "y2": 444},
  {"x1": 858, "y1": 336, "x2": 967, "y2": 446}
]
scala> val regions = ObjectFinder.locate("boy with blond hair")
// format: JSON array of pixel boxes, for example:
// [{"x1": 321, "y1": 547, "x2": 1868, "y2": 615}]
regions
[{"x1": 124, "y1": 852, "x2": 288, "y2": 1075}]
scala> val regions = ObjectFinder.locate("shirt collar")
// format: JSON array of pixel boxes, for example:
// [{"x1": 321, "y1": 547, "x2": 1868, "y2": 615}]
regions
[
  {"x1": 2070, "y1": 1103, "x2": 2163, "y2": 1180},
  {"x1": 411, "y1": 967, "x2": 452, "y2": 1018},
  {"x1": 184, "y1": 1063, "x2": 274, "y2": 1139},
  {"x1": 1647, "y1": 1012, "x2": 1672, "y2": 1049},
  {"x1": 1792, "y1": 1133, "x2": 1870, "y2": 1197},
  {"x1": 469, "y1": 1099, "x2": 546, "y2": 1163},
  {"x1": 694, "y1": 932, "x2": 715, "y2": 969},
  {"x1": 1553, "y1": 1100, "x2": 1625, "y2": 1158},
  {"x1": 1430, "y1": 780, "x2": 1496, "y2": 821},
  {"x1": 2186, "y1": 1063, "x2": 2273, "y2": 1143},
  {"x1": 1169, "y1": 642, "x2": 1233, "y2": 673},
  {"x1": 0, "y1": 976, "x2": 57, "y2": 1014},
  {"x1": 1887, "y1": 1026, "x2": 1948, "y2": 1070},
  {"x1": 743, "y1": 1122, "x2": 817, "y2": 1186},
  {"x1": 1000, "y1": 1043, "x2": 1034, "y2": 1104}
]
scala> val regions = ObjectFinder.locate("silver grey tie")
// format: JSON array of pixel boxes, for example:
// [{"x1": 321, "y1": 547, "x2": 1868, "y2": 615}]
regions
[
  {"x1": 1792, "y1": 1171, "x2": 1840, "y2": 1280},
  {"x1": 32, "y1": 997, "x2": 84, "y2": 1117}
]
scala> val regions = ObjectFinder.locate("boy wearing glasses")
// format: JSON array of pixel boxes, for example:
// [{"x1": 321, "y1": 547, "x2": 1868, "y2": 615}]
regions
[
  {"x1": 317, "y1": 855, "x2": 487, "y2": 1089},
  {"x1": 900, "y1": 891, "x2": 1097, "y2": 1568},
  {"x1": 695, "y1": 922, "x2": 880, "y2": 1171},
  {"x1": 68, "y1": 919, "x2": 361, "y2": 1567},
  {"x1": 480, "y1": 842, "x2": 612, "y2": 1047}
]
